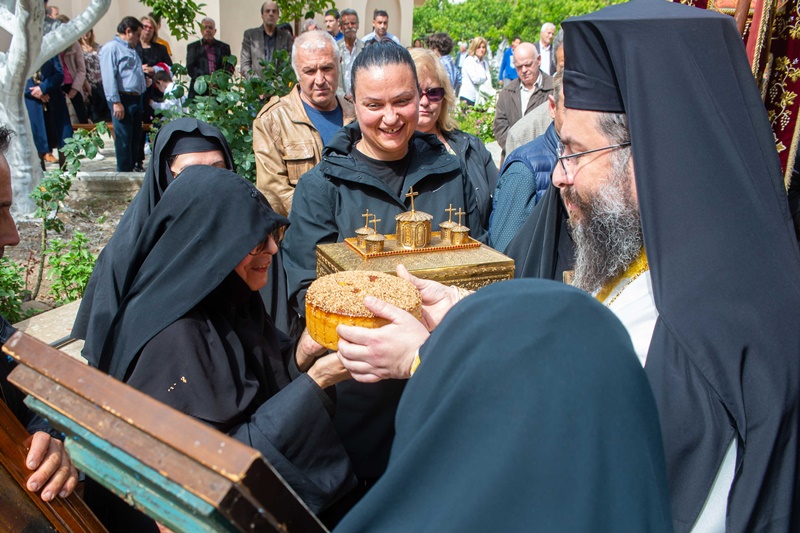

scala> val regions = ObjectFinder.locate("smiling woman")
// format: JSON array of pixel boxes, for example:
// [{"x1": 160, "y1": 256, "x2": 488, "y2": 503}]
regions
[{"x1": 282, "y1": 41, "x2": 484, "y2": 522}]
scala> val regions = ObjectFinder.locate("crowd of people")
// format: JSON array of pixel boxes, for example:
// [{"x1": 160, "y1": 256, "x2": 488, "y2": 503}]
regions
[{"x1": 3, "y1": 0, "x2": 800, "y2": 531}]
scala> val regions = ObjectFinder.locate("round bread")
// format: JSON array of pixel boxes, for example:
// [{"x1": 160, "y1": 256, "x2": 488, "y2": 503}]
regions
[{"x1": 306, "y1": 271, "x2": 423, "y2": 351}]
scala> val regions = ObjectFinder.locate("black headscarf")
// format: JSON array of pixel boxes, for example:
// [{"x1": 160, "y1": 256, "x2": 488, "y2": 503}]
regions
[
  {"x1": 335, "y1": 280, "x2": 673, "y2": 532},
  {"x1": 73, "y1": 118, "x2": 234, "y2": 364},
  {"x1": 564, "y1": 1, "x2": 800, "y2": 529},
  {"x1": 94, "y1": 166, "x2": 288, "y2": 380}
]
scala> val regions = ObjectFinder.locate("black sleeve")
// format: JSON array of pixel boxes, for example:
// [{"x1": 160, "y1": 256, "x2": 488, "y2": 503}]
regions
[
  {"x1": 229, "y1": 374, "x2": 355, "y2": 513},
  {"x1": 186, "y1": 43, "x2": 201, "y2": 79},
  {"x1": 126, "y1": 316, "x2": 355, "y2": 513}
]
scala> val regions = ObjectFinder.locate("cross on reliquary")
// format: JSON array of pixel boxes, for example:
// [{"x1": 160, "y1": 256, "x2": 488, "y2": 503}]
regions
[
  {"x1": 455, "y1": 208, "x2": 465, "y2": 227},
  {"x1": 362, "y1": 209, "x2": 372, "y2": 228},
  {"x1": 371, "y1": 216, "x2": 381, "y2": 233},
  {"x1": 406, "y1": 187, "x2": 419, "y2": 212},
  {"x1": 445, "y1": 204, "x2": 456, "y2": 223}
]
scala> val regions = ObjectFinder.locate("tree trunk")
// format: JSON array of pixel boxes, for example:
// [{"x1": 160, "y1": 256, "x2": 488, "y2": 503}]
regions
[{"x1": 0, "y1": 0, "x2": 111, "y2": 215}]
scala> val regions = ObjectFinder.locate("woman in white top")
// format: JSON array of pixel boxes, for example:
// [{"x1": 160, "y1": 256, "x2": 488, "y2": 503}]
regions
[{"x1": 457, "y1": 36, "x2": 490, "y2": 106}]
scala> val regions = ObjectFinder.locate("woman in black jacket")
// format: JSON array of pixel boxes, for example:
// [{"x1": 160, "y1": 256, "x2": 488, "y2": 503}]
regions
[{"x1": 410, "y1": 48, "x2": 498, "y2": 230}]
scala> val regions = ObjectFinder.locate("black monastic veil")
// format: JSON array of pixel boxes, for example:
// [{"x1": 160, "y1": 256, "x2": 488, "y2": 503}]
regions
[
  {"x1": 73, "y1": 118, "x2": 235, "y2": 364},
  {"x1": 83, "y1": 167, "x2": 355, "y2": 530},
  {"x1": 335, "y1": 280, "x2": 673, "y2": 532}
]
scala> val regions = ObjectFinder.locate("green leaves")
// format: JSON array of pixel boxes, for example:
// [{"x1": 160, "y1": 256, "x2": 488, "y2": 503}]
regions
[
  {"x1": 0, "y1": 257, "x2": 32, "y2": 323},
  {"x1": 45, "y1": 232, "x2": 97, "y2": 305},
  {"x1": 142, "y1": 0, "x2": 207, "y2": 41},
  {"x1": 29, "y1": 124, "x2": 106, "y2": 301},
  {"x1": 414, "y1": 0, "x2": 623, "y2": 45},
  {"x1": 455, "y1": 95, "x2": 498, "y2": 144},
  {"x1": 276, "y1": 0, "x2": 334, "y2": 25},
  {"x1": 154, "y1": 51, "x2": 297, "y2": 184}
]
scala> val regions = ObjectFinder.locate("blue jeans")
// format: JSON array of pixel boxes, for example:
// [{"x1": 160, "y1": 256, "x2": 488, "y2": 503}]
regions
[{"x1": 111, "y1": 93, "x2": 143, "y2": 172}]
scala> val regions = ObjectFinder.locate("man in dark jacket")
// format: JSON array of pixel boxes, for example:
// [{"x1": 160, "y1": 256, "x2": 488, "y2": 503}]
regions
[
  {"x1": 186, "y1": 17, "x2": 233, "y2": 99},
  {"x1": 489, "y1": 70, "x2": 563, "y2": 252},
  {"x1": 240, "y1": 1, "x2": 293, "y2": 79},
  {"x1": 493, "y1": 42, "x2": 553, "y2": 163}
]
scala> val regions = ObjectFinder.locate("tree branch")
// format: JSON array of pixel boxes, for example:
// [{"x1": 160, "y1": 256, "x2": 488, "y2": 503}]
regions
[
  {"x1": 35, "y1": 0, "x2": 110, "y2": 71},
  {"x1": 0, "y1": 4, "x2": 16, "y2": 35}
]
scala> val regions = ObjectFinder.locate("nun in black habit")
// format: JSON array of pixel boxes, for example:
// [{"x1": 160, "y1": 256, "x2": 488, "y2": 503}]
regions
[
  {"x1": 73, "y1": 118, "x2": 234, "y2": 364},
  {"x1": 334, "y1": 280, "x2": 673, "y2": 532},
  {"x1": 560, "y1": 1, "x2": 800, "y2": 529},
  {"x1": 83, "y1": 167, "x2": 356, "y2": 531}
]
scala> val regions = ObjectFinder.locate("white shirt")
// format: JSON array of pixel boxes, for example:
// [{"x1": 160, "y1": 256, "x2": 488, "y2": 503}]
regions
[
  {"x1": 603, "y1": 271, "x2": 734, "y2": 533},
  {"x1": 539, "y1": 41, "x2": 552, "y2": 75},
  {"x1": 360, "y1": 31, "x2": 401, "y2": 45},
  {"x1": 519, "y1": 73, "x2": 544, "y2": 113}
]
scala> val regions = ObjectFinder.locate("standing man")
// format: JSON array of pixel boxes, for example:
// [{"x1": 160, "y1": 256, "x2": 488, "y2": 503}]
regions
[
  {"x1": 186, "y1": 17, "x2": 233, "y2": 99},
  {"x1": 534, "y1": 23, "x2": 556, "y2": 76},
  {"x1": 361, "y1": 10, "x2": 401, "y2": 46},
  {"x1": 498, "y1": 36, "x2": 521, "y2": 86},
  {"x1": 493, "y1": 42, "x2": 553, "y2": 162},
  {"x1": 325, "y1": 9, "x2": 344, "y2": 41},
  {"x1": 454, "y1": 41, "x2": 468, "y2": 71},
  {"x1": 100, "y1": 16, "x2": 146, "y2": 172},
  {"x1": 489, "y1": 70, "x2": 562, "y2": 253},
  {"x1": 427, "y1": 32, "x2": 460, "y2": 95},
  {"x1": 241, "y1": 1, "x2": 293, "y2": 79},
  {"x1": 337, "y1": 9, "x2": 364, "y2": 101},
  {"x1": 253, "y1": 30, "x2": 355, "y2": 217}
]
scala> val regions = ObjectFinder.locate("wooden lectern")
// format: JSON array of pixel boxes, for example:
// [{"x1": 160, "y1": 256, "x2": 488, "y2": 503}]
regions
[{"x1": 3, "y1": 331, "x2": 328, "y2": 533}]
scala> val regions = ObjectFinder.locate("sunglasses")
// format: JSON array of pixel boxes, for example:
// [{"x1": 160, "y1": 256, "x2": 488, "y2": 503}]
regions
[{"x1": 420, "y1": 87, "x2": 445, "y2": 103}]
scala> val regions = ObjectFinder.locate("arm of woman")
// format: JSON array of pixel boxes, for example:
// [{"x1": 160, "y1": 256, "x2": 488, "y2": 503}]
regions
[
  {"x1": 69, "y1": 43, "x2": 87, "y2": 96},
  {"x1": 159, "y1": 43, "x2": 173, "y2": 66},
  {"x1": 283, "y1": 171, "x2": 340, "y2": 319}
]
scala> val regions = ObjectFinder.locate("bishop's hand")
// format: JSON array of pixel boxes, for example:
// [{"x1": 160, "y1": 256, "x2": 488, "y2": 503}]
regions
[{"x1": 396, "y1": 264, "x2": 465, "y2": 331}]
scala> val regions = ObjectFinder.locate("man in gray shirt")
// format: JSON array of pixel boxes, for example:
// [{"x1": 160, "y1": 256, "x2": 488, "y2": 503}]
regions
[
  {"x1": 337, "y1": 9, "x2": 364, "y2": 101},
  {"x1": 100, "y1": 16, "x2": 146, "y2": 172}
]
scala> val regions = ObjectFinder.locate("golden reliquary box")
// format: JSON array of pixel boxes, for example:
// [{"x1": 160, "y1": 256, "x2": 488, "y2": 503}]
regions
[{"x1": 315, "y1": 192, "x2": 515, "y2": 290}]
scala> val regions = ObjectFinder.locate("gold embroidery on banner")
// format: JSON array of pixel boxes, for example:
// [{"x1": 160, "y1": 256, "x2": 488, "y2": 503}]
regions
[{"x1": 766, "y1": 0, "x2": 800, "y2": 148}]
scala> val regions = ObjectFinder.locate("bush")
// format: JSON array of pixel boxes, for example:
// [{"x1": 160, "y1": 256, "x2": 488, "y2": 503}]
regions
[
  {"x1": 0, "y1": 257, "x2": 31, "y2": 323},
  {"x1": 45, "y1": 232, "x2": 96, "y2": 305},
  {"x1": 156, "y1": 52, "x2": 297, "y2": 183},
  {"x1": 455, "y1": 94, "x2": 497, "y2": 144}
]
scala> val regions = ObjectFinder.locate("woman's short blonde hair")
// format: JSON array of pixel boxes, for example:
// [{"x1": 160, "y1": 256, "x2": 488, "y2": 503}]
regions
[
  {"x1": 467, "y1": 36, "x2": 488, "y2": 57},
  {"x1": 410, "y1": 48, "x2": 457, "y2": 134}
]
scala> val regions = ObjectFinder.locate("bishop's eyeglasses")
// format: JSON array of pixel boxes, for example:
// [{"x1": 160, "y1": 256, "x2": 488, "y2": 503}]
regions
[{"x1": 554, "y1": 141, "x2": 631, "y2": 181}]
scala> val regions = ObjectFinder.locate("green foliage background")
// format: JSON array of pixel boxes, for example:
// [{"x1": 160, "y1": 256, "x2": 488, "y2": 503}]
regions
[{"x1": 413, "y1": 0, "x2": 623, "y2": 44}]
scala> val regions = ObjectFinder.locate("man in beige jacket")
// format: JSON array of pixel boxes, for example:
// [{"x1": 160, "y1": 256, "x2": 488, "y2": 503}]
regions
[{"x1": 253, "y1": 30, "x2": 355, "y2": 217}]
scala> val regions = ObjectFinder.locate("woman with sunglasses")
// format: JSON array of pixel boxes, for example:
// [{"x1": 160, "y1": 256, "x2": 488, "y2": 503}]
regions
[
  {"x1": 411, "y1": 48, "x2": 498, "y2": 229},
  {"x1": 83, "y1": 166, "x2": 356, "y2": 532}
]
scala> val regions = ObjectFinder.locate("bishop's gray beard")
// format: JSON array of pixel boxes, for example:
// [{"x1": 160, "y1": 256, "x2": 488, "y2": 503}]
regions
[{"x1": 565, "y1": 154, "x2": 643, "y2": 294}]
